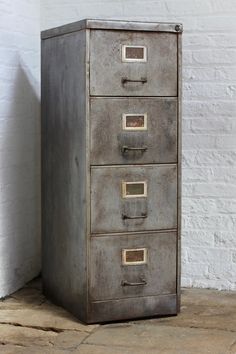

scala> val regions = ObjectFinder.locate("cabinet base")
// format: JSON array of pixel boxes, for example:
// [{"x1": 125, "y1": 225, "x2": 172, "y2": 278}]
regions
[{"x1": 87, "y1": 294, "x2": 178, "y2": 324}]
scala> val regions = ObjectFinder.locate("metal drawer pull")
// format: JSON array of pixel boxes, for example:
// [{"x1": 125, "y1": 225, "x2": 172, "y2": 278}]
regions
[
  {"x1": 121, "y1": 77, "x2": 147, "y2": 84},
  {"x1": 122, "y1": 278, "x2": 147, "y2": 287},
  {"x1": 122, "y1": 146, "x2": 147, "y2": 153},
  {"x1": 122, "y1": 213, "x2": 147, "y2": 220}
]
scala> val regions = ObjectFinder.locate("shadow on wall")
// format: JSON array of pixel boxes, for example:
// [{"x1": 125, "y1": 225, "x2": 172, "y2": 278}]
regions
[{"x1": 0, "y1": 56, "x2": 41, "y2": 298}]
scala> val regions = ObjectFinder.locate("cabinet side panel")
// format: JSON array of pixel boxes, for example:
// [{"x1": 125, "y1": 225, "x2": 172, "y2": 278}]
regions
[{"x1": 41, "y1": 30, "x2": 88, "y2": 320}]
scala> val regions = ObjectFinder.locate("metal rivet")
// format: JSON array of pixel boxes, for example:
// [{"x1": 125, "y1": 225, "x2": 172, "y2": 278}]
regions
[{"x1": 175, "y1": 24, "x2": 181, "y2": 32}]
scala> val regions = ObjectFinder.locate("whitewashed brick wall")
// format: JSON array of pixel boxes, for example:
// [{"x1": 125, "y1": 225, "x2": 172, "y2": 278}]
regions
[
  {"x1": 0, "y1": 0, "x2": 41, "y2": 297},
  {"x1": 41, "y1": 0, "x2": 236, "y2": 290}
]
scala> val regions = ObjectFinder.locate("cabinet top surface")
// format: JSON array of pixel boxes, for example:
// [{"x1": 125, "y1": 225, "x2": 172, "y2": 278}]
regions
[{"x1": 41, "y1": 18, "x2": 183, "y2": 40}]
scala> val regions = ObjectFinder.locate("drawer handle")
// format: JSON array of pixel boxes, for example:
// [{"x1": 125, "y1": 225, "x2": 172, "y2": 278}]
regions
[
  {"x1": 122, "y1": 213, "x2": 147, "y2": 220},
  {"x1": 122, "y1": 146, "x2": 147, "y2": 153},
  {"x1": 121, "y1": 77, "x2": 147, "y2": 84},
  {"x1": 122, "y1": 278, "x2": 147, "y2": 287}
]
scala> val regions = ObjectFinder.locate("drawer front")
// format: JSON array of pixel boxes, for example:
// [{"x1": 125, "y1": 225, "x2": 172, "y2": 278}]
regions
[
  {"x1": 90, "y1": 30, "x2": 177, "y2": 96},
  {"x1": 90, "y1": 97, "x2": 177, "y2": 165},
  {"x1": 89, "y1": 294, "x2": 177, "y2": 323},
  {"x1": 90, "y1": 232, "x2": 177, "y2": 301},
  {"x1": 91, "y1": 165, "x2": 177, "y2": 234}
]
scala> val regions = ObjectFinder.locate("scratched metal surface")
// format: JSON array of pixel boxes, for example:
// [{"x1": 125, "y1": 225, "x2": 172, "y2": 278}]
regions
[
  {"x1": 90, "y1": 30, "x2": 177, "y2": 96},
  {"x1": 41, "y1": 30, "x2": 89, "y2": 321},
  {"x1": 91, "y1": 165, "x2": 177, "y2": 234},
  {"x1": 90, "y1": 231, "x2": 177, "y2": 301},
  {"x1": 90, "y1": 97, "x2": 177, "y2": 165}
]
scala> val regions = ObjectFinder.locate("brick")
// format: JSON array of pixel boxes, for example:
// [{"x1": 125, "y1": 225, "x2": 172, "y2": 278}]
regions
[
  {"x1": 182, "y1": 150, "x2": 198, "y2": 167},
  {"x1": 184, "y1": 34, "x2": 236, "y2": 49},
  {"x1": 182, "y1": 263, "x2": 208, "y2": 278},
  {"x1": 210, "y1": 0, "x2": 236, "y2": 14},
  {"x1": 215, "y1": 135, "x2": 236, "y2": 149},
  {"x1": 191, "y1": 118, "x2": 233, "y2": 134},
  {"x1": 184, "y1": 214, "x2": 236, "y2": 231},
  {"x1": 210, "y1": 167, "x2": 236, "y2": 183},
  {"x1": 183, "y1": 67, "x2": 217, "y2": 82},
  {"x1": 195, "y1": 150, "x2": 236, "y2": 167},
  {"x1": 182, "y1": 167, "x2": 210, "y2": 183},
  {"x1": 194, "y1": 16, "x2": 236, "y2": 32},
  {"x1": 183, "y1": 135, "x2": 216, "y2": 149},
  {"x1": 119, "y1": 0, "x2": 167, "y2": 17},
  {"x1": 216, "y1": 199, "x2": 236, "y2": 214},
  {"x1": 182, "y1": 230, "x2": 214, "y2": 247},
  {"x1": 183, "y1": 66, "x2": 236, "y2": 82},
  {"x1": 214, "y1": 232, "x2": 236, "y2": 248},
  {"x1": 160, "y1": 0, "x2": 213, "y2": 16},
  {"x1": 183, "y1": 83, "x2": 236, "y2": 100},
  {"x1": 187, "y1": 247, "x2": 230, "y2": 264},
  {"x1": 232, "y1": 252, "x2": 236, "y2": 263},
  {"x1": 183, "y1": 101, "x2": 236, "y2": 118},
  {"x1": 182, "y1": 197, "x2": 217, "y2": 214},
  {"x1": 192, "y1": 49, "x2": 236, "y2": 65},
  {"x1": 208, "y1": 262, "x2": 233, "y2": 281},
  {"x1": 190, "y1": 182, "x2": 236, "y2": 198}
]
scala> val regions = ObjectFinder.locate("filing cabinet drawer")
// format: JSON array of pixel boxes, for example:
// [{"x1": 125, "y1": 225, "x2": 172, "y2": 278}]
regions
[
  {"x1": 91, "y1": 165, "x2": 177, "y2": 234},
  {"x1": 90, "y1": 30, "x2": 177, "y2": 96},
  {"x1": 90, "y1": 97, "x2": 177, "y2": 165},
  {"x1": 90, "y1": 232, "x2": 177, "y2": 301}
]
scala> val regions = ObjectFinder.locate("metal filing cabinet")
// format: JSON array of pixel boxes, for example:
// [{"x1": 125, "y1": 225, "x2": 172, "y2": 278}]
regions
[{"x1": 41, "y1": 19, "x2": 182, "y2": 324}]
